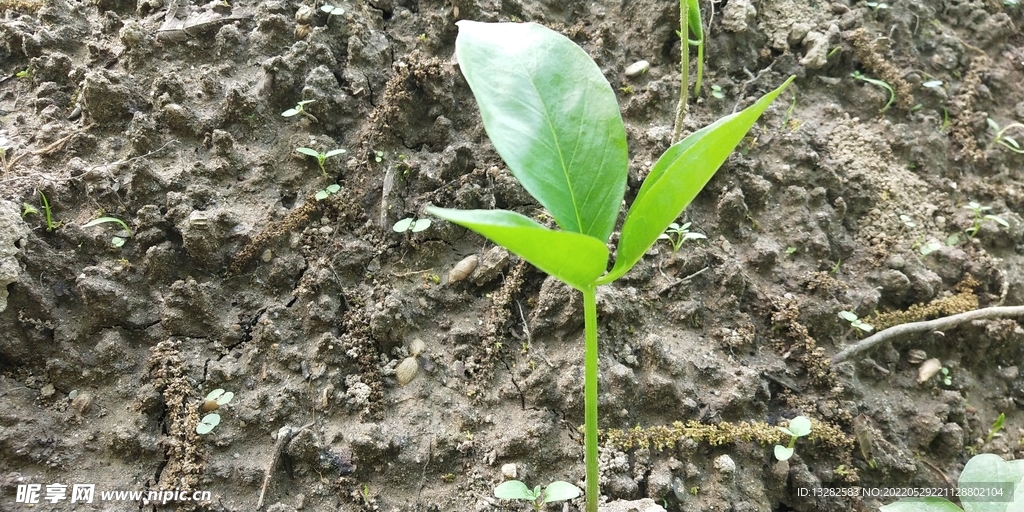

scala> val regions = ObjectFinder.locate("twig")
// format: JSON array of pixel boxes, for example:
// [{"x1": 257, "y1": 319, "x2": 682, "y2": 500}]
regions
[
  {"x1": 830, "y1": 306, "x2": 1024, "y2": 364},
  {"x1": 658, "y1": 266, "x2": 709, "y2": 295},
  {"x1": 257, "y1": 422, "x2": 314, "y2": 510}
]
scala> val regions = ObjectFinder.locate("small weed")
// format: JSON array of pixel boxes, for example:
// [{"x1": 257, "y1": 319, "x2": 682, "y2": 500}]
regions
[
  {"x1": 22, "y1": 202, "x2": 37, "y2": 217},
  {"x1": 297, "y1": 147, "x2": 346, "y2": 179},
  {"x1": 939, "y1": 367, "x2": 952, "y2": 386},
  {"x1": 37, "y1": 191, "x2": 59, "y2": 232},
  {"x1": 658, "y1": 222, "x2": 706, "y2": 253},
  {"x1": 986, "y1": 118, "x2": 1024, "y2": 154},
  {"x1": 780, "y1": 91, "x2": 799, "y2": 131},
  {"x1": 196, "y1": 389, "x2": 234, "y2": 435},
  {"x1": 393, "y1": 217, "x2": 431, "y2": 233},
  {"x1": 881, "y1": 453, "x2": 1023, "y2": 512},
  {"x1": 963, "y1": 201, "x2": 1009, "y2": 240},
  {"x1": 417, "y1": 33, "x2": 428, "y2": 42},
  {"x1": 494, "y1": 480, "x2": 582, "y2": 511},
  {"x1": 899, "y1": 214, "x2": 916, "y2": 228},
  {"x1": 321, "y1": 3, "x2": 344, "y2": 20},
  {"x1": 82, "y1": 216, "x2": 133, "y2": 247},
  {"x1": 839, "y1": 310, "x2": 874, "y2": 333},
  {"x1": 940, "y1": 108, "x2": 951, "y2": 132},
  {"x1": 851, "y1": 71, "x2": 895, "y2": 113},
  {"x1": 865, "y1": 1, "x2": 889, "y2": 9},
  {"x1": 785, "y1": 246, "x2": 798, "y2": 255},
  {"x1": 282, "y1": 100, "x2": 318, "y2": 123},
  {"x1": 920, "y1": 240, "x2": 942, "y2": 255},
  {"x1": 710, "y1": 84, "x2": 724, "y2": 99},
  {"x1": 986, "y1": 413, "x2": 1005, "y2": 444},
  {"x1": 315, "y1": 183, "x2": 341, "y2": 201},
  {"x1": 618, "y1": 85, "x2": 635, "y2": 95},
  {"x1": 15, "y1": 67, "x2": 31, "y2": 79},
  {"x1": 774, "y1": 415, "x2": 811, "y2": 461},
  {"x1": 374, "y1": 150, "x2": 384, "y2": 163}
]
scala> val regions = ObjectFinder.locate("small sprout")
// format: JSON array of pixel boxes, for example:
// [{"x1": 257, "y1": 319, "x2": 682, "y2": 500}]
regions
[
  {"x1": 774, "y1": 415, "x2": 812, "y2": 461},
  {"x1": 986, "y1": 412, "x2": 1006, "y2": 444},
  {"x1": 865, "y1": 1, "x2": 888, "y2": 9},
  {"x1": 374, "y1": 150, "x2": 384, "y2": 163},
  {"x1": 494, "y1": 480, "x2": 582, "y2": 511},
  {"x1": 201, "y1": 388, "x2": 234, "y2": 412},
  {"x1": 15, "y1": 67, "x2": 31, "y2": 79},
  {"x1": 985, "y1": 118, "x2": 1024, "y2": 154},
  {"x1": 939, "y1": 367, "x2": 952, "y2": 386},
  {"x1": 785, "y1": 246, "x2": 798, "y2": 255},
  {"x1": 710, "y1": 84, "x2": 724, "y2": 99},
  {"x1": 417, "y1": 33, "x2": 428, "y2": 42},
  {"x1": 658, "y1": 221, "x2": 706, "y2": 254},
  {"x1": 624, "y1": 60, "x2": 650, "y2": 77},
  {"x1": 618, "y1": 85, "x2": 635, "y2": 95},
  {"x1": 282, "y1": 100, "x2": 318, "y2": 123},
  {"x1": 38, "y1": 191, "x2": 58, "y2": 232},
  {"x1": 297, "y1": 147, "x2": 346, "y2": 179},
  {"x1": 963, "y1": 200, "x2": 1009, "y2": 239},
  {"x1": 321, "y1": 3, "x2": 344, "y2": 18},
  {"x1": 899, "y1": 214, "x2": 915, "y2": 228},
  {"x1": 315, "y1": 183, "x2": 341, "y2": 201},
  {"x1": 392, "y1": 217, "x2": 431, "y2": 233},
  {"x1": 920, "y1": 240, "x2": 942, "y2": 255},
  {"x1": 851, "y1": 71, "x2": 895, "y2": 113},
  {"x1": 921, "y1": 80, "x2": 943, "y2": 88},
  {"x1": 82, "y1": 216, "x2": 132, "y2": 247},
  {"x1": 196, "y1": 413, "x2": 221, "y2": 435},
  {"x1": 22, "y1": 203, "x2": 38, "y2": 217},
  {"x1": 839, "y1": 310, "x2": 874, "y2": 333}
]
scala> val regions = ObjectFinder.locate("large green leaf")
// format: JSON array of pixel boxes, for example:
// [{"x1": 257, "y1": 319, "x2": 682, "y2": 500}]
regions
[
  {"x1": 960, "y1": 454, "x2": 1024, "y2": 512},
  {"x1": 454, "y1": 21, "x2": 628, "y2": 243},
  {"x1": 599, "y1": 76, "x2": 794, "y2": 284},
  {"x1": 879, "y1": 497, "x2": 963, "y2": 512},
  {"x1": 426, "y1": 207, "x2": 608, "y2": 291}
]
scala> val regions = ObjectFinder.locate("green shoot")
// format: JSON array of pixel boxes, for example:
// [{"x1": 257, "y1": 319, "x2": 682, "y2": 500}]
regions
[
  {"x1": 963, "y1": 201, "x2": 1009, "y2": 239},
  {"x1": 494, "y1": 480, "x2": 582, "y2": 511},
  {"x1": 710, "y1": 84, "x2": 724, "y2": 99},
  {"x1": 774, "y1": 416, "x2": 812, "y2": 461},
  {"x1": 881, "y1": 454, "x2": 1024, "y2": 512},
  {"x1": 851, "y1": 71, "x2": 895, "y2": 113},
  {"x1": 282, "y1": 100, "x2": 318, "y2": 123},
  {"x1": 839, "y1": 310, "x2": 874, "y2": 333},
  {"x1": 374, "y1": 150, "x2": 384, "y2": 163},
  {"x1": 82, "y1": 216, "x2": 133, "y2": 247},
  {"x1": 428, "y1": 22, "x2": 791, "y2": 512},
  {"x1": 296, "y1": 147, "x2": 346, "y2": 179},
  {"x1": 321, "y1": 3, "x2": 344, "y2": 20},
  {"x1": 197, "y1": 389, "x2": 233, "y2": 435},
  {"x1": 920, "y1": 240, "x2": 942, "y2": 256},
  {"x1": 15, "y1": 67, "x2": 30, "y2": 79},
  {"x1": 315, "y1": 183, "x2": 341, "y2": 201},
  {"x1": 939, "y1": 367, "x2": 952, "y2": 386},
  {"x1": 22, "y1": 203, "x2": 38, "y2": 217},
  {"x1": 865, "y1": 2, "x2": 889, "y2": 9},
  {"x1": 658, "y1": 222, "x2": 706, "y2": 253},
  {"x1": 38, "y1": 191, "x2": 59, "y2": 232},
  {"x1": 986, "y1": 413, "x2": 1006, "y2": 444},
  {"x1": 672, "y1": 0, "x2": 704, "y2": 141},
  {"x1": 392, "y1": 217, "x2": 430, "y2": 233},
  {"x1": 986, "y1": 118, "x2": 1024, "y2": 154},
  {"x1": 922, "y1": 79, "x2": 943, "y2": 89}
]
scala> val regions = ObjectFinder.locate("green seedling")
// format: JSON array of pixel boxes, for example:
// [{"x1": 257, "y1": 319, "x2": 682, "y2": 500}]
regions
[
  {"x1": 282, "y1": 100, "x2": 318, "y2": 123},
  {"x1": 427, "y1": 21, "x2": 791, "y2": 512},
  {"x1": 920, "y1": 240, "x2": 942, "y2": 256},
  {"x1": 392, "y1": 217, "x2": 431, "y2": 233},
  {"x1": 494, "y1": 480, "x2": 582, "y2": 511},
  {"x1": 785, "y1": 246, "x2": 798, "y2": 255},
  {"x1": 986, "y1": 413, "x2": 1006, "y2": 444},
  {"x1": 922, "y1": 80, "x2": 943, "y2": 89},
  {"x1": 196, "y1": 389, "x2": 233, "y2": 435},
  {"x1": 851, "y1": 71, "x2": 895, "y2": 113},
  {"x1": 865, "y1": 2, "x2": 889, "y2": 9},
  {"x1": 880, "y1": 453, "x2": 1024, "y2": 512},
  {"x1": 658, "y1": 222, "x2": 706, "y2": 253},
  {"x1": 963, "y1": 201, "x2": 1009, "y2": 239},
  {"x1": 774, "y1": 415, "x2": 812, "y2": 461},
  {"x1": 83, "y1": 216, "x2": 132, "y2": 247},
  {"x1": 899, "y1": 214, "x2": 916, "y2": 228},
  {"x1": 296, "y1": 147, "x2": 346, "y2": 179},
  {"x1": 939, "y1": 367, "x2": 952, "y2": 386},
  {"x1": 315, "y1": 183, "x2": 341, "y2": 201},
  {"x1": 15, "y1": 67, "x2": 30, "y2": 79},
  {"x1": 672, "y1": 0, "x2": 705, "y2": 141},
  {"x1": 710, "y1": 84, "x2": 724, "y2": 99},
  {"x1": 37, "y1": 191, "x2": 58, "y2": 232},
  {"x1": 321, "y1": 3, "x2": 344, "y2": 20},
  {"x1": 839, "y1": 310, "x2": 874, "y2": 333},
  {"x1": 986, "y1": 118, "x2": 1024, "y2": 154},
  {"x1": 22, "y1": 203, "x2": 37, "y2": 217},
  {"x1": 374, "y1": 150, "x2": 384, "y2": 163}
]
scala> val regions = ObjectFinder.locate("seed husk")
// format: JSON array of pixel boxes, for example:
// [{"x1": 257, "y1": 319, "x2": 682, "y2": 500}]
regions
[
  {"x1": 396, "y1": 357, "x2": 419, "y2": 386},
  {"x1": 917, "y1": 358, "x2": 943, "y2": 383},
  {"x1": 448, "y1": 255, "x2": 478, "y2": 283}
]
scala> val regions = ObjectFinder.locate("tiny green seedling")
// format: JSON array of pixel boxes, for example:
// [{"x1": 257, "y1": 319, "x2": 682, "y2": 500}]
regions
[
  {"x1": 494, "y1": 480, "x2": 582, "y2": 511},
  {"x1": 710, "y1": 84, "x2": 724, "y2": 99},
  {"x1": 321, "y1": 3, "x2": 344, "y2": 20},
  {"x1": 374, "y1": 150, "x2": 384, "y2": 163},
  {"x1": 922, "y1": 80, "x2": 943, "y2": 89},
  {"x1": 392, "y1": 217, "x2": 431, "y2": 233},
  {"x1": 920, "y1": 240, "x2": 942, "y2": 256},
  {"x1": 15, "y1": 67, "x2": 30, "y2": 79},
  {"x1": 963, "y1": 201, "x2": 1009, "y2": 239},
  {"x1": 282, "y1": 100, "x2": 318, "y2": 123},
  {"x1": 939, "y1": 367, "x2": 952, "y2": 386},
  {"x1": 839, "y1": 310, "x2": 874, "y2": 333},
  {"x1": 658, "y1": 222, "x2": 706, "y2": 253},
  {"x1": 197, "y1": 389, "x2": 234, "y2": 435},
  {"x1": 851, "y1": 71, "x2": 895, "y2": 113},
  {"x1": 785, "y1": 246, "x2": 798, "y2": 255},
  {"x1": 82, "y1": 216, "x2": 132, "y2": 247},
  {"x1": 986, "y1": 118, "x2": 1024, "y2": 154},
  {"x1": 38, "y1": 191, "x2": 58, "y2": 232},
  {"x1": 774, "y1": 415, "x2": 812, "y2": 461},
  {"x1": 881, "y1": 453, "x2": 1024, "y2": 512},
  {"x1": 899, "y1": 214, "x2": 916, "y2": 228},
  {"x1": 297, "y1": 147, "x2": 346, "y2": 179},
  {"x1": 22, "y1": 203, "x2": 38, "y2": 217},
  {"x1": 865, "y1": 2, "x2": 889, "y2": 9},
  {"x1": 315, "y1": 183, "x2": 341, "y2": 201},
  {"x1": 986, "y1": 413, "x2": 1006, "y2": 444}
]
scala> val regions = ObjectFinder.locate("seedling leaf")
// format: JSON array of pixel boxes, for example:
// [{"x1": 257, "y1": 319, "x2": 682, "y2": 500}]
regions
[
  {"x1": 542, "y1": 481, "x2": 582, "y2": 503},
  {"x1": 788, "y1": 416, "x2": 812, "y2": 437},
  {"x1": 959, "y1": 453, "x2": 1024, "y2": 512},
  {"x1": 838, "y1": 310, "x2": 859, "y2": 322},
  {"x1": 879, "y1": 497, "x2": 962, "y2": 512},
  {"x1": 774, "y1": 445, "x2": 794, "y2": 461},
  {"x1": 494, "y1": 480, "x2": 533, "y2": 500},
  {"x1": 922, "y1": 80, "x2": 943, "y2": 88},
  {"x1": 426, "y1": 207, "x2": 609, "y2": 291},
  {"x1": 454, "y1": 21, "x2": 628, "y2": 242},
  {"x1": 325, "y1": 149, "x2": 347, "y2": 158},
  {"x1": 196, "y1": 413, "x2": 221, "y2": 435},
  {"x1": 315, "y1": 190, "x2": 330, "y2": 200},
  {"x1": 409, "y1": 218, "x2": 431, "y2": 232},
  {"x1": 602, "y1": 77, "x2": 793, "y2": 283},
  {"x1": 296, "y1": 147, "x2": 320, "y2": 157},
  {"x1": 393, "y1": 218, "x2": 414, "y2": 232}
]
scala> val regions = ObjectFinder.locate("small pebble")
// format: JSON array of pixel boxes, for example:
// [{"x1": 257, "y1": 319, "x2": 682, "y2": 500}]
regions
[
  {"x1": 713, "y1": 454, "x2": 736, "y2": 474},
  {"x1": 501, "y1": 463, "x2": 517, "y2": 479},
  {"x1": 261, "y1": 249, "x2": 273, "y2": 263},
  {"x1": 624, "y1": 60, "x2": 650, "y2": 77}
]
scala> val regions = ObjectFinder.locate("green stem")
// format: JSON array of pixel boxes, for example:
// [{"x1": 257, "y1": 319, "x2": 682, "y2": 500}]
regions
[
  {"x1": 693, "y1": 38, "x2": 704, "y2": 99},
  {"x1": 672, "y1": 0, "x2": 689, "y2": 144},
  {"x1": 583, "y1": 285, "x2": 599, "y2": 512}
]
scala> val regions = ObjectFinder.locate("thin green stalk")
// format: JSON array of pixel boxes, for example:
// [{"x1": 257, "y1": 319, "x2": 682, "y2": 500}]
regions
[
  {"x1": 583, "y1": 285, "x2": 599, "y2": 512},
  {"x1": 672, "y1": 0, "x2": 689, "y2": 144},
  {"x1": 693, "y1": 36, "x2": 704, "y2": 99}
]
